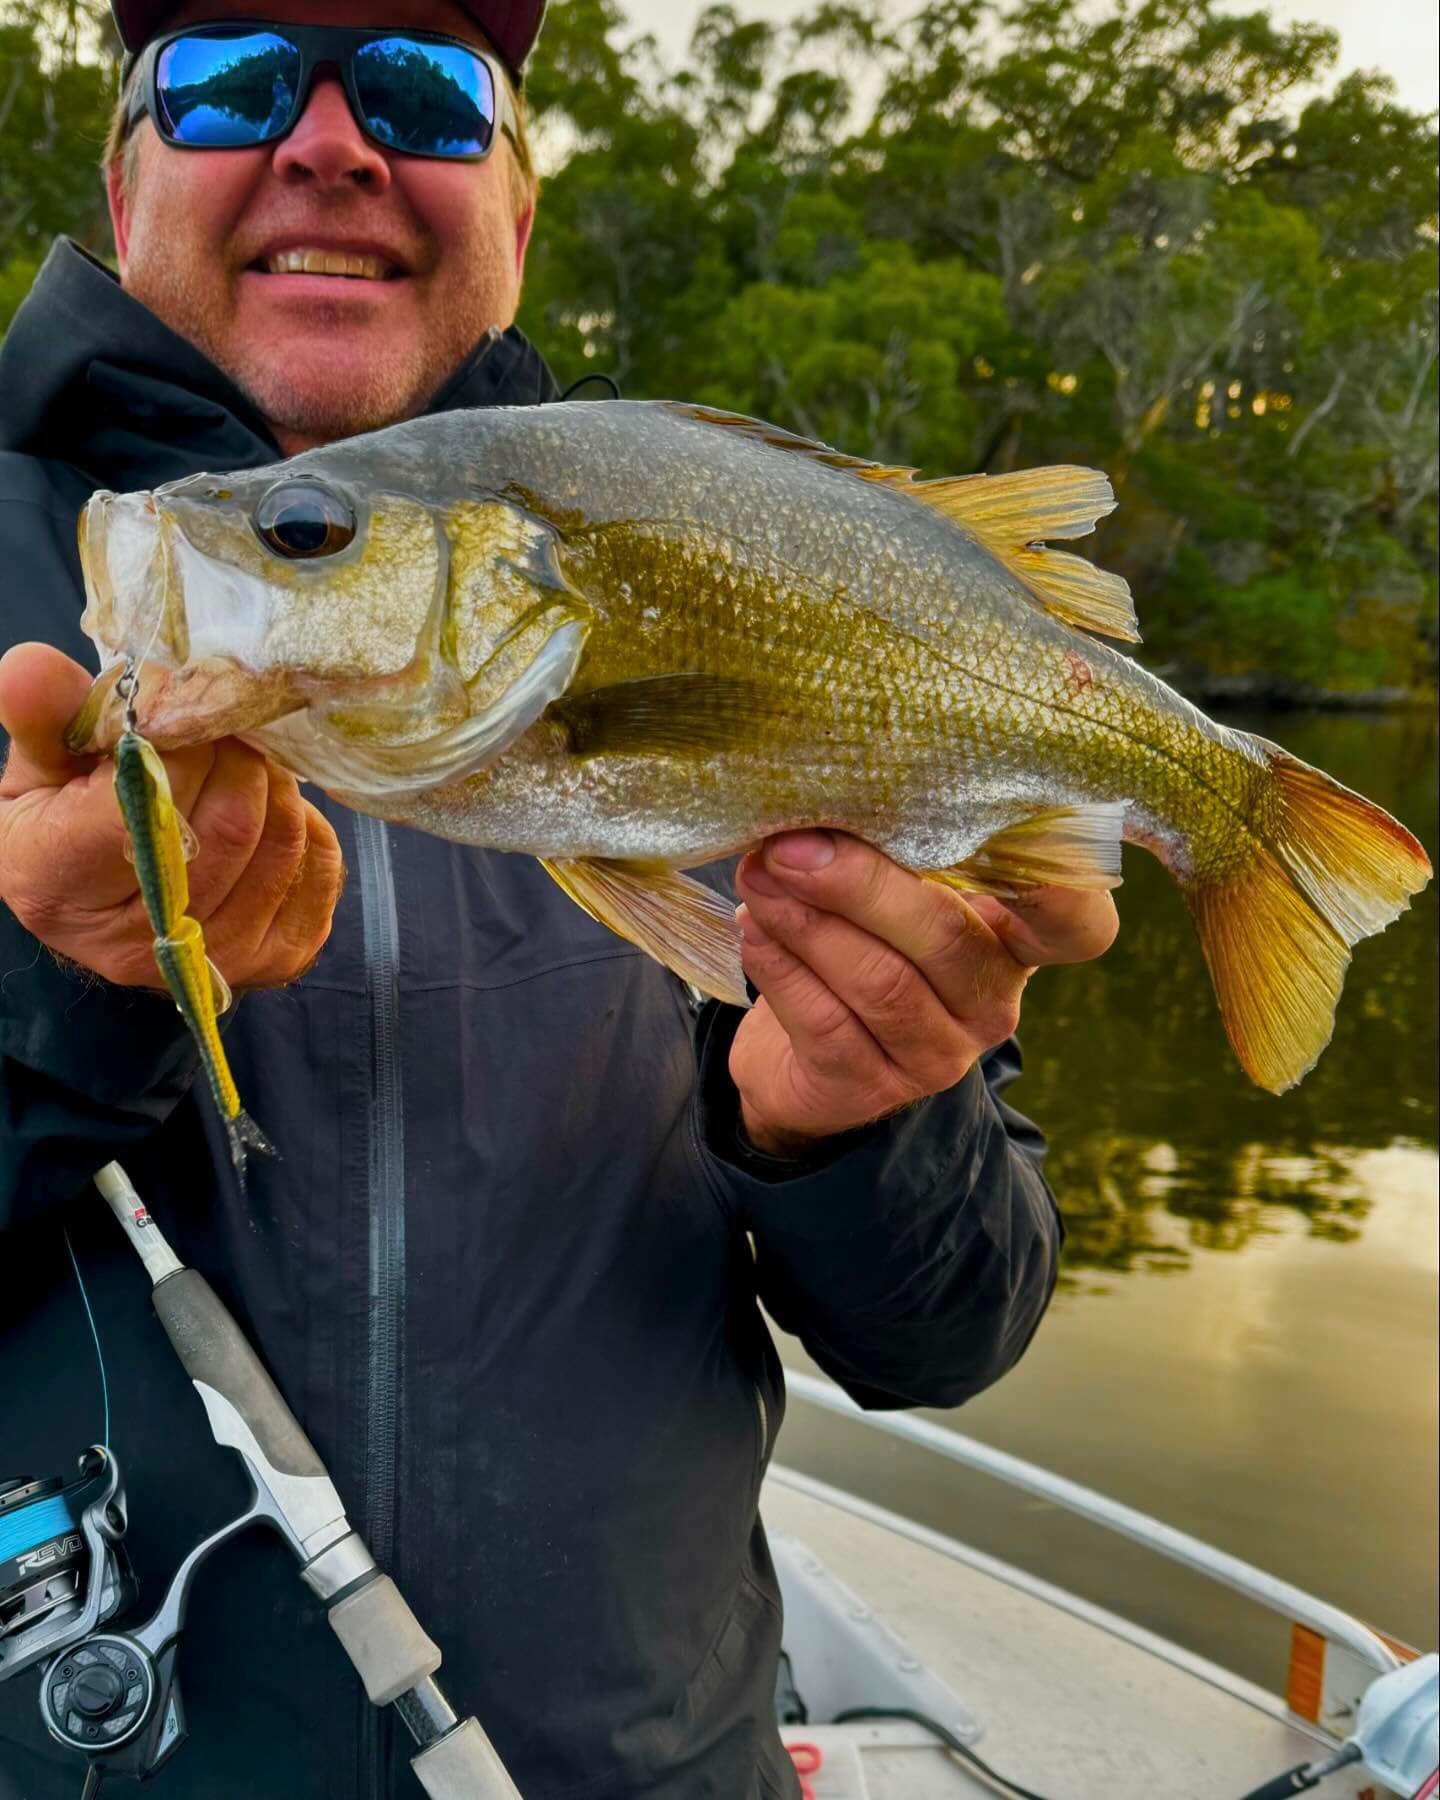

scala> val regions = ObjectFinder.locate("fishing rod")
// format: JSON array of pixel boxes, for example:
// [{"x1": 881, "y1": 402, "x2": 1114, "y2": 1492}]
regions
[{"x1": 0, "y1": 1162, "x2": 520, "y2": 1799}]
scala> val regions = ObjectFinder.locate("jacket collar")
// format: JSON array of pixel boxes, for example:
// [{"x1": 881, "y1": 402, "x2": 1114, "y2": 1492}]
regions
[{"x1": 0, "y1": 237, "x2": 559, "y2": 490}]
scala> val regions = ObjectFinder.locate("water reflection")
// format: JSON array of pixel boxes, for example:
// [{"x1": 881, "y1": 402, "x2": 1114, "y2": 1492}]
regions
[{"x1": 1013, "y1": 710, "x2": 1438, "y2": 1282}]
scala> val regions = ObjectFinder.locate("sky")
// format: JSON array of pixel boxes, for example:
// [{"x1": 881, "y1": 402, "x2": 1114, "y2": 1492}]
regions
[{"x1": 622, "y1": 0, "x2": 1440, "y2": 118}]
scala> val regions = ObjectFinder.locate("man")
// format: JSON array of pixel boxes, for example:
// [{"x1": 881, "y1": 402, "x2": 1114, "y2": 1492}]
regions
[{"x1": 0, "y1": 1, "x2": 1116, "y2": 1792}]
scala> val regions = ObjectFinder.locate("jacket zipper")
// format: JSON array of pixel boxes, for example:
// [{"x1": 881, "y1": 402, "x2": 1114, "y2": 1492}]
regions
[{"x1": 356, "y1": 813, "x2": 406, "y2": 1799}]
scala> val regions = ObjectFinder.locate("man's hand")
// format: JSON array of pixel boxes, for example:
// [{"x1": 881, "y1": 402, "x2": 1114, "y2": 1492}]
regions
[
  {"x1": 0, "y1": 642, "x2": 344, "y2": 992},
  {"x1": 731, "y1": 830, "x2": 1118, "y2": 1157}
]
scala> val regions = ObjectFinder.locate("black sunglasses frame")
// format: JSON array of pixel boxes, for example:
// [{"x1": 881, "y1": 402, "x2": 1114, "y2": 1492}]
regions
[{"x1": 122, "y1": 19, "x2": 518, "y2": 162}]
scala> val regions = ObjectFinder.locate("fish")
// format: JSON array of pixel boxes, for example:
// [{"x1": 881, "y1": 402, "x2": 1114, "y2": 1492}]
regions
[
  {"x1": 110, "y1": 666, "x2": 274, "y2": 1178},
  {"x1": 66, "y1": 400, "x2": 1431, "y2": 1095}
]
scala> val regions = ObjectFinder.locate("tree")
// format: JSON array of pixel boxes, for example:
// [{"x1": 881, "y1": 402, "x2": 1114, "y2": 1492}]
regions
[
  {"x1": 0, "y1": 1, "x2": 117, "y2": 331},
  {"x1": 520, "y1": 0, "x2": 1436, "y2": 694}
]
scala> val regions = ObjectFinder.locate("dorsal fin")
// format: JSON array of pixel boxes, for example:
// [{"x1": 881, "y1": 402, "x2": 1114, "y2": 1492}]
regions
[
  {"x1": 655, "y1": 402, "x2": 889, "y2": 476},
  {"x1": 861, "y1": 466, "x2": 1139, "y2": 643},
  {"x1": 657, "y1": 403, "x2": 1139, "y2": 644}
]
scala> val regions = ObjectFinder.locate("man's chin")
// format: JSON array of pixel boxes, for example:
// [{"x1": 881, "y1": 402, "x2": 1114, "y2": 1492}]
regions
[{"x1": 229, "y1": 345, "x2": 432, "y2": 450}]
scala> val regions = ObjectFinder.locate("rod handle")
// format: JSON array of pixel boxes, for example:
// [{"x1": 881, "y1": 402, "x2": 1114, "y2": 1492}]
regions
[
  {"x1": 412, "y1": 1719, "x2": 523, "y2": 1800},
  {"x1": 152, "y1": 1268, "x2": 328, "y2": 1480}
]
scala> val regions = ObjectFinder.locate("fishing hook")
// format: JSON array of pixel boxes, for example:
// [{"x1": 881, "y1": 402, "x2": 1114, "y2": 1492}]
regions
[{"x1": 116, "y1": 656, "x2": 138, "y2": 735}]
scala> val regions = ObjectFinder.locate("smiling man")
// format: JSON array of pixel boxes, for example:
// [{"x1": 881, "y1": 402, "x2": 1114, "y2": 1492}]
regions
[
  {"x1": 0, "y1": 4, "x2": 1112, "y2": 1796},
  {"x1": 110, "y1": 1, "x2": 536, "y2": 450}
]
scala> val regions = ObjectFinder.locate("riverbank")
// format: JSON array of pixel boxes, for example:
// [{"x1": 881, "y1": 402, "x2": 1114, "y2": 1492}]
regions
[{"x1": 1148, "y1": 668, "x2": 1438, "y2": 712}]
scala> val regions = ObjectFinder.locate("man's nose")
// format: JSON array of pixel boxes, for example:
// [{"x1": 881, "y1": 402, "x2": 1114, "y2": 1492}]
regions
[{"x1": 272, "y1": 75, "x2": 390, "y2": 191}]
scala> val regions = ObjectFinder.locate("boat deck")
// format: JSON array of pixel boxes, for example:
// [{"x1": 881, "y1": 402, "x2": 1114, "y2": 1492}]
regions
[{"x1": 763, "y1": 1469, "x2": 1390, "y2": 1799}]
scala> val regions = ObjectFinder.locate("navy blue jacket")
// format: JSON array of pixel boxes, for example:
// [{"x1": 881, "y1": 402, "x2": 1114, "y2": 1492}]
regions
[{"x1": 0, "y1": 240, "x2": 1061, "y2": 1800}]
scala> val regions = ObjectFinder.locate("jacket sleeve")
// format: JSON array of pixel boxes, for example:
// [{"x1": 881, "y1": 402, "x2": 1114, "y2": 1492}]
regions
[
  {"x1": 692, "y1": 1001, "x2": 1062, "y2": 1411},
  {"x1": 1, "y1": 478, "x2": 199, "y2": 1231}
]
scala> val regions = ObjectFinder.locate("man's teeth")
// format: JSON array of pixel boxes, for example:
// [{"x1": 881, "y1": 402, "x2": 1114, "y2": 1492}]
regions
[{"x1": 265, "y1": 249, "x2": 389, "y2": 279}]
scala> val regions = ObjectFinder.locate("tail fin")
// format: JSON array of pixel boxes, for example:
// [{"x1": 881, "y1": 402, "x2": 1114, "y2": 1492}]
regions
[
  {"x1": 225, "y1": 1110, "x2": 277, "y2": 1187},
  {"x1": 1186, "y1": 749, "x2": 1431, "y2": 1093}
]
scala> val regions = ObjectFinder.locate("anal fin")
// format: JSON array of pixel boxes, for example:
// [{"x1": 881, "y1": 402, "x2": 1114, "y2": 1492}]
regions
[
  {"x1": 927, "y1": 803, "x2": 1126, "y2": 897},
  {"x1": 540, "y1": 856, "x2": 747, "y2": 1006}
]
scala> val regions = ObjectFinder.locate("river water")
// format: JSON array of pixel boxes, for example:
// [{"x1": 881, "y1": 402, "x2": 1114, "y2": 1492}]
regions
[{"x1": 770, "y1": 709, "x2": 1438, "y2": 1692}]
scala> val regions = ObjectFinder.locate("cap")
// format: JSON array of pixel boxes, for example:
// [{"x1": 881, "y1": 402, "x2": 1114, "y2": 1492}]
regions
[{"x1": 110, "y1": 2, "x2": 548, "y2": 80}]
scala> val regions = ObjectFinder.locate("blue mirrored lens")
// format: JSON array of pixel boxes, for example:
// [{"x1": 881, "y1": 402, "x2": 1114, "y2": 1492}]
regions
[
  {"x1": 354, "y1": 39, "x2": 495, "y2": 157},
  {"x1": 158, "y1": 32, "x2": 301, "y2": 145}
]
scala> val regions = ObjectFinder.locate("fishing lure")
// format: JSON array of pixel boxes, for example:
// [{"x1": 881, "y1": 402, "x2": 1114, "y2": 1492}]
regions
[{"x1": 112, "y1": 660, "x2": 273, "y2": 1180}]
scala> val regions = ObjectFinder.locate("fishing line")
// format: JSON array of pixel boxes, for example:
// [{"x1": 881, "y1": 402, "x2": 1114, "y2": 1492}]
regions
[
  {"x1": 131, "y1": 516, "x2": 176, "y2": 679},
  {"x1": 559, "y1": 373, "x2": 622, "y2": 402},
  {"x1": 64, "y1": 1229, "x2": 110, "y2": 1453}
]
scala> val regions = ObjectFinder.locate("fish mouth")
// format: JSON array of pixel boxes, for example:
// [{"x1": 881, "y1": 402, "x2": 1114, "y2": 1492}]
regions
[
  {"x1": 78, "y1": 490, "x2": 169, "y2": 660},
  {"x1": 66, "y1": 657, "x2": 306, "y2": 756},
  {"x1": 71, "y1": 485, "x2": 305, "y2": 754}
]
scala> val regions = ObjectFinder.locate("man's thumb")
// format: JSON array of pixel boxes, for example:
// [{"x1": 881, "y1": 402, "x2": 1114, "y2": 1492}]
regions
[{"x1": 0, "y1": 643, "x2": 100, "y2": 796}]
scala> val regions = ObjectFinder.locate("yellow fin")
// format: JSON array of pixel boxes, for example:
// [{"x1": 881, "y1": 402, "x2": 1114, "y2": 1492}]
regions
[
  {"x1": 926, "y1": 804, "x2": 1127, "y2": 897},
  {"x1": 864, "y1": 466, "x2": 1140, "y2": 643},
  {"x1": 207, "y1": 956, "x2": 232, "y2": 1015},
  {"x1": 540, "y1": 857, "x2": 747, "y2": 1006},
  {"x1": 550, "y1": 674, "x2": 786, "y2": 760},
  {"x1": 1186, "y1": 867, "x2": 1348, "y2": 1096},
  {"x1": 1187, "y1": 747, "x2": 1431, "y2": 1092},
  {"x1": 1005, "y1": 546, "x2": 1138, "y2": 643},
  {"x1": 654, "y1": 404, "x2": 1137, "y2": 643}
]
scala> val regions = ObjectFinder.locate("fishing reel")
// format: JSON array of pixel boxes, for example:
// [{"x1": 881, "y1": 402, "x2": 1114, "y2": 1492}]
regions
[
  {"x1": 3, "y1": 1164, "x2": 523, "y2": 1800},
  {"x1": 0, "y1": 1448, "x2": 187, "y2": 1787},
  {"x1": 0, "y1": 1450, "x2": 133, "y2": 1677}
]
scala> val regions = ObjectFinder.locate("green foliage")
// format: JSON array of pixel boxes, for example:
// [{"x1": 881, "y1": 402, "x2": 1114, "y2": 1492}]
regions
[
  {"x1": 690, "y1": 240, "x2": 1006, "y2": 464},
  {"x1": 518, "y1": 0, "x2": 1437, "y2": 696},
  {"x1": 0, "y1": 2, "x2": 117, "y2": 331},
  {"x1": 1, "y1": 0, "x2": 1435, "y2": 695}
]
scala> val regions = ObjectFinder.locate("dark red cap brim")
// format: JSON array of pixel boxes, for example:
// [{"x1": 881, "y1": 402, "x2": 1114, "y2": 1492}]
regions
[{"x1": 111, "y1": 2, "x2": 546, "y2": 80}]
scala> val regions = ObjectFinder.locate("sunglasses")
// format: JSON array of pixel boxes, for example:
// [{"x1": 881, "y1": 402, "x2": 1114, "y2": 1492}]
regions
[{"x1": 123, "y1": 20, "x2": 517, "y2": 161}]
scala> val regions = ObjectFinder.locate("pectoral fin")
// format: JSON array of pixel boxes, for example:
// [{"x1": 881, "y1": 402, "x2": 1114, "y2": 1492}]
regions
[
  {"x1": 539, "y1": 856, "x2": 748, "y2": 1006},
  {"x1": 549, "y1": 673, "x2": 787, "y2": 760},
  {"x1": 927, "y1": 803, "x2": 1127, "y2": 897}
]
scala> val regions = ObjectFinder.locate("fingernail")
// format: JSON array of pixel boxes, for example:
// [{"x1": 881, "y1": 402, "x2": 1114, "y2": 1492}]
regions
[
  {"x1": 768, "y1": 830, "x2": 835, "y2": 871},
  {"x1": 736, "y1": 904, "x2": 771, "y2": 947},
  {"x1": 740, "y1": 858, "x2": 786, "y2": 898}
]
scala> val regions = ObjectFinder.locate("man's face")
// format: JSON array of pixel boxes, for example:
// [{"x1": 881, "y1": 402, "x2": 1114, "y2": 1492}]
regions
[{"x1": 109, "y1": 0, "x2": 534, "y2": 452}]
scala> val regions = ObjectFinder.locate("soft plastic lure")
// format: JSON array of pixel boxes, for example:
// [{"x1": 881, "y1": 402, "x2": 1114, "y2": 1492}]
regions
[{"x1": 112, "y1": 662, "x2": 273, "y2": 1181}]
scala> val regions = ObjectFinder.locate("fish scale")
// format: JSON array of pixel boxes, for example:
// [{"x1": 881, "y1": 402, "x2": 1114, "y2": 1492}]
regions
[{"x1": 67, "y1": 398, "x2": 1430, "y2": 1101}]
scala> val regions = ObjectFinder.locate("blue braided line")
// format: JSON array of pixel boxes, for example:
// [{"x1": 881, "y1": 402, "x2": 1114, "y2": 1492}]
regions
[{"x1": 0, "y1": 1493, "x2": 78, "y2": 1565}]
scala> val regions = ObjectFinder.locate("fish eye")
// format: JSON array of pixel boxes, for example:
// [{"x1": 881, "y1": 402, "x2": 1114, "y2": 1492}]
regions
[{"x1": 255, "y1": 481, "x2": 357, "y2": 560}]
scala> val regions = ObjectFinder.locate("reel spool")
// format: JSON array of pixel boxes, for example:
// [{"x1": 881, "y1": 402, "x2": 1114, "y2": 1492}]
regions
[
  {"x1": 1, "y1": 1448, "x2": 190, "y2": 1789},
  {"x1": 0, "y1": 1451, "x2": 134, "y2": 1684}
]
